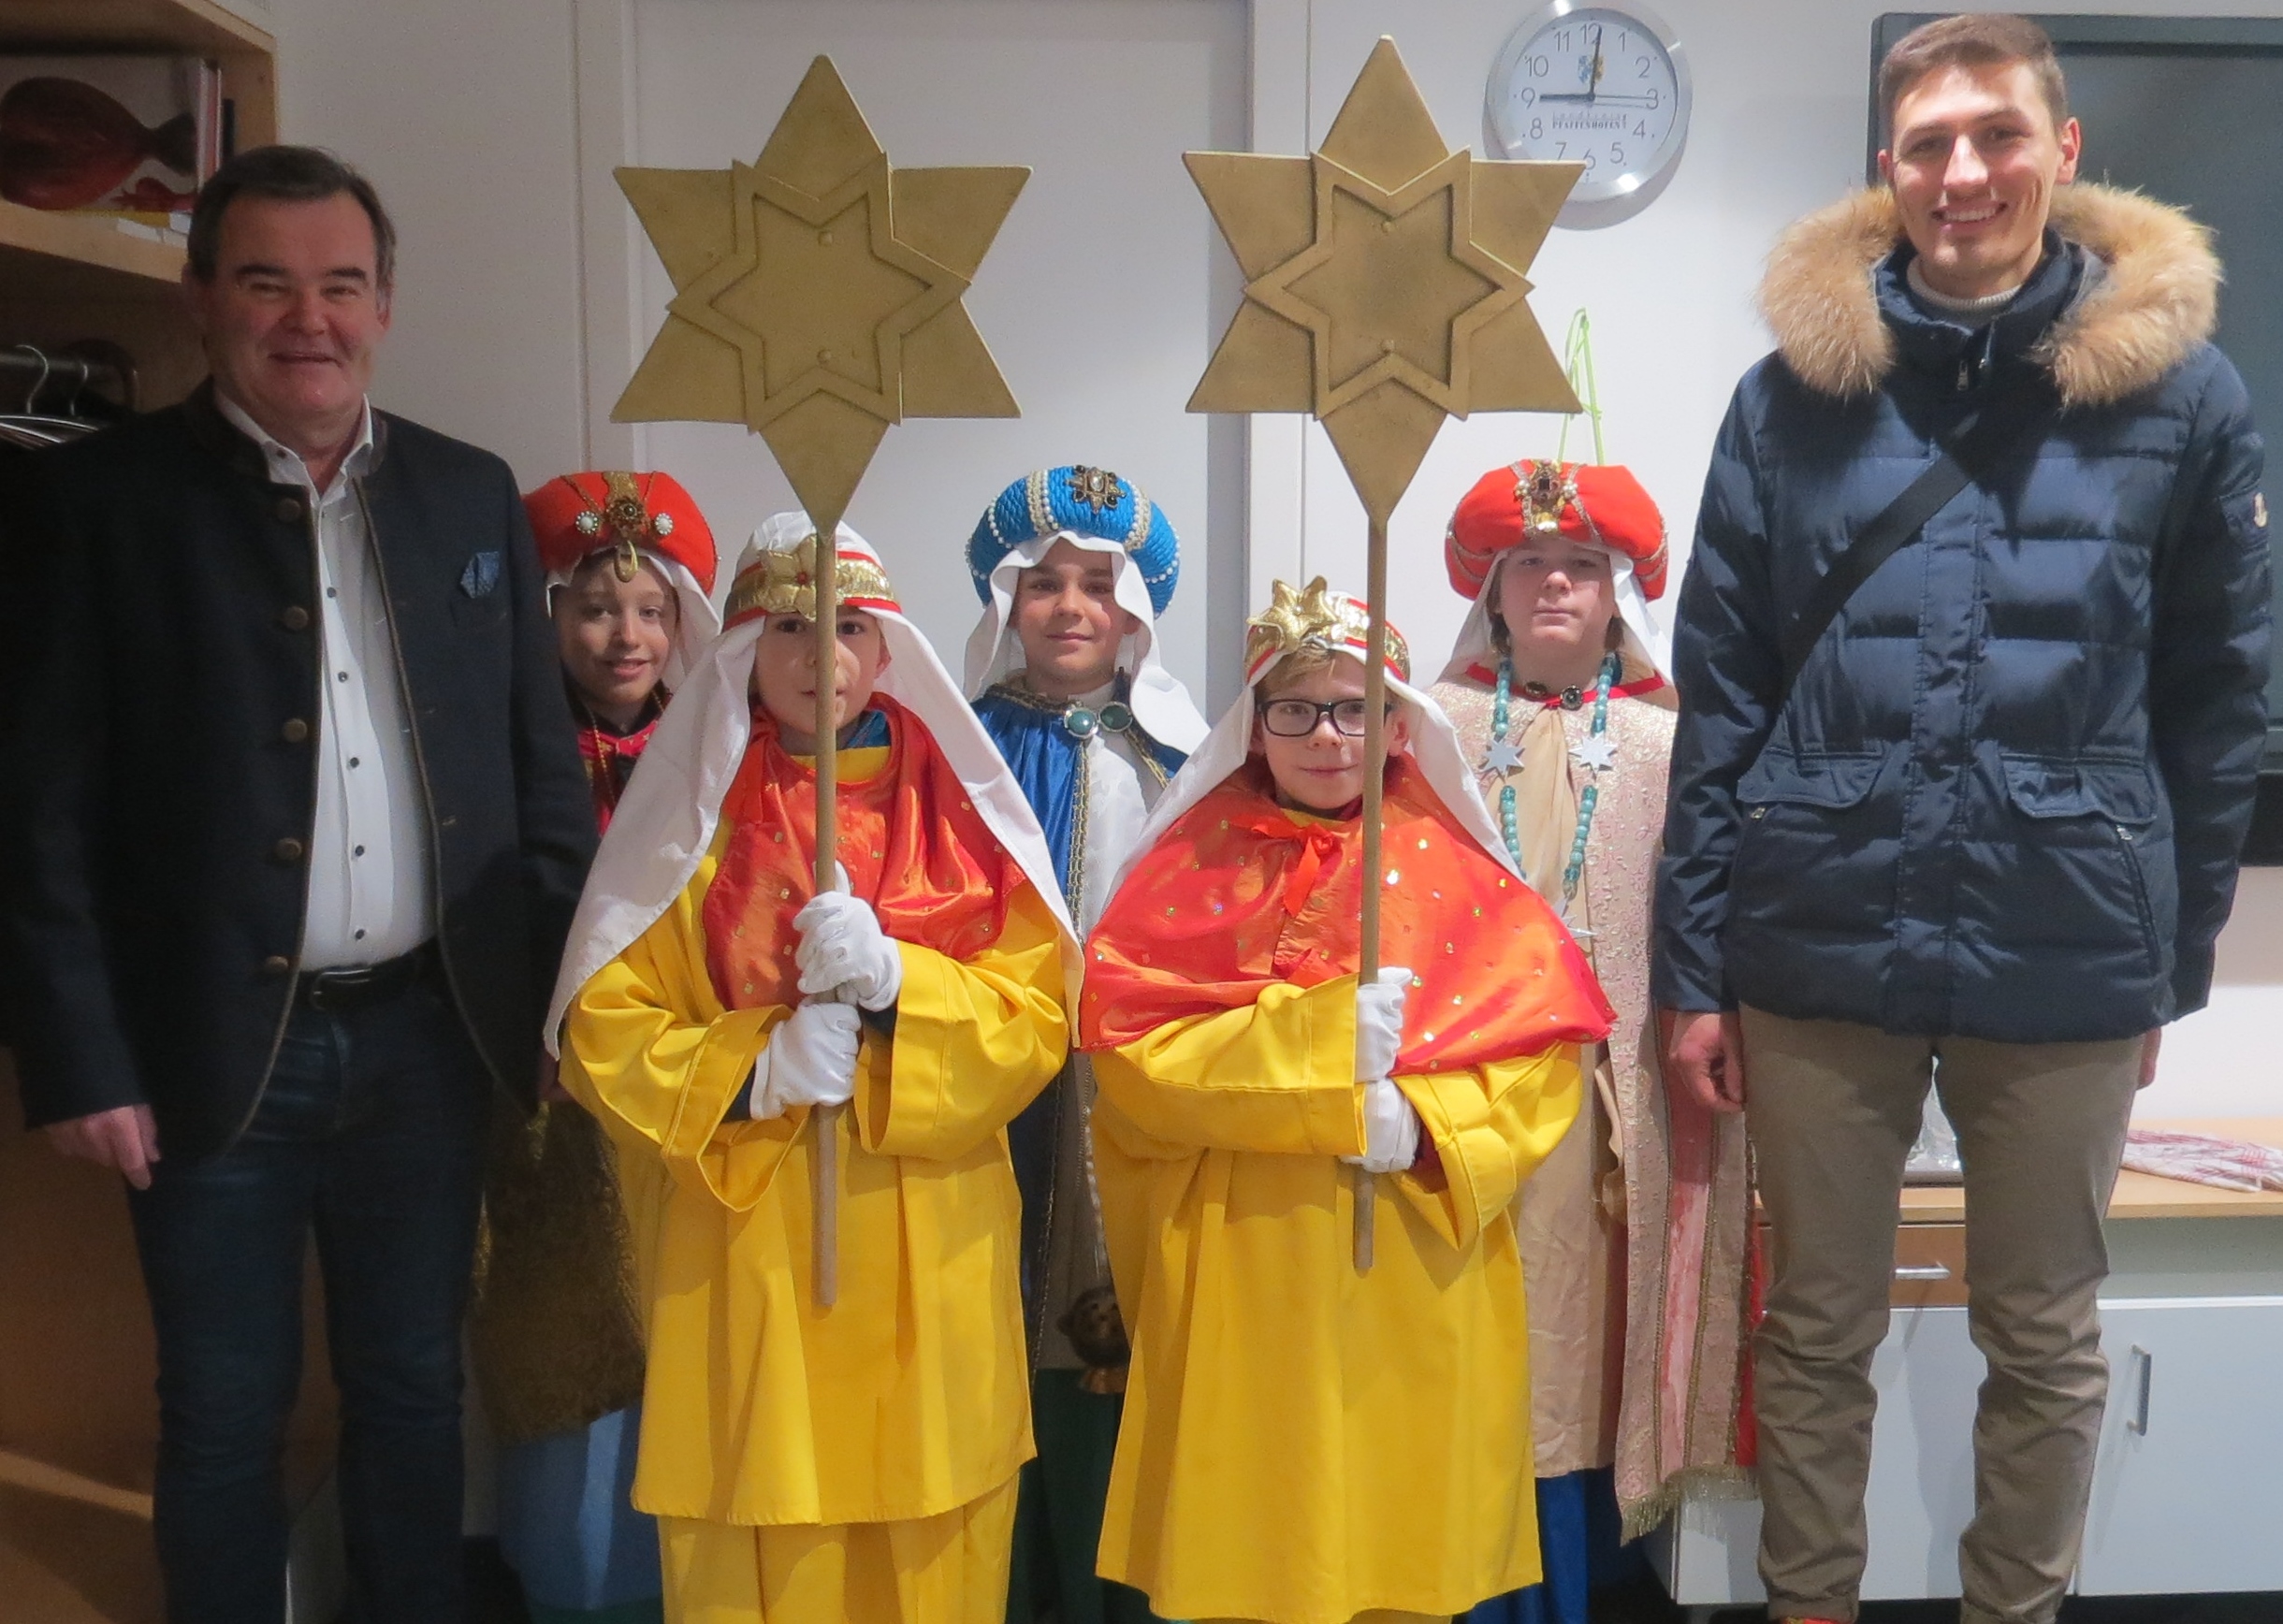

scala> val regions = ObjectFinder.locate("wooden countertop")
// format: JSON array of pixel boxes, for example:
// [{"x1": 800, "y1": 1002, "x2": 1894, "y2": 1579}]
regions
[{"x1": 1900, "y1": 1117, "x2": 2283, "y2": 1223}]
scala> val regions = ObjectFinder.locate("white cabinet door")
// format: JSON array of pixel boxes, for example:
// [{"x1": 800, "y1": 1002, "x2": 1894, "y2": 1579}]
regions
[
  {"x1": 1655, "y1": 1305, "x2": 1984, "y2": 1604},
  {"x1": 2078, "y1": 1297, "x2": 2283, "y2": 1595},
  {"x1": 1857, "y1": 1304, "x2": 1984, "y2": 1599}
]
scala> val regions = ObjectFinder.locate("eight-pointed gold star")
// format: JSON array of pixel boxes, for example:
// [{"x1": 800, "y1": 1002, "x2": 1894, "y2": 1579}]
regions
[
  {"x1": 1187, "y1": 37, "x2": 1582, "y2": 523},
  {"x1": 612, "y1": 56, "x2": 1027, "y2": 532}
]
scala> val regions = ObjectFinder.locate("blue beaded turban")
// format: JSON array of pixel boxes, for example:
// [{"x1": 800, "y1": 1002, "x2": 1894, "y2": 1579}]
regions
[{"x1": 966, "y1": 464, "x2": 1180, "y2": 618}]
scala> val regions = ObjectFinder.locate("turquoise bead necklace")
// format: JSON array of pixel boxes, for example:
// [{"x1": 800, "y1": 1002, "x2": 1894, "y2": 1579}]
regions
[{"x1": 1491, "y1": 649, "x2": 1621, "y2": 914}]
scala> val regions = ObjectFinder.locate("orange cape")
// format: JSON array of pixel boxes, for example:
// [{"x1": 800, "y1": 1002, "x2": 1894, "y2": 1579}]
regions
[
  {"x1": 702, "y1": 696, "x2": 1028, "y2": 1010},
  {"x1": 1081, "y1": 757, "x2": 1612, "y2": 1069}
]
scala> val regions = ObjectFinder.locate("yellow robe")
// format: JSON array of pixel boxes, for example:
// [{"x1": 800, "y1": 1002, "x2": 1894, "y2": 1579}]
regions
[
  {"x1": 560, "y1": 761, "x2": 1069, "y2": 1619},
  {"x1": 1091, "y1": 979, "x2": 1581, "y2": 1624},
  {"x1": 656, "y1": 1477, "x2": 1019, "y2": 1624}
]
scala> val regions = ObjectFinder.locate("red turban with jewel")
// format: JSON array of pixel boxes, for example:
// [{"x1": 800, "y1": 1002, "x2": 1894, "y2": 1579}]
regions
[
  {"x1": 1446, "y1": 459, "x2": 1667, "y2": 602},
  {"x1": 523, "y1": 470, "x2": 719, "y2": 595}
]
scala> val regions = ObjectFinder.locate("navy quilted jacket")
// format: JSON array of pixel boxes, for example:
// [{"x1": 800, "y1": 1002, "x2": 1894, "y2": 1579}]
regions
[{"x1": 1655, "y1": 185, "x2": 2271, "y2": 1041}]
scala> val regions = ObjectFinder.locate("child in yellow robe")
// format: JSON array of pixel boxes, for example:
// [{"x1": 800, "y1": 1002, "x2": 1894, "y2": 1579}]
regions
[
  {"x1": 547, "y1": 515, "x2": 1079, "y2": 1624},
  {"x1": 1079, "y1": 579, "x2": 1615, "y2": 1624}
]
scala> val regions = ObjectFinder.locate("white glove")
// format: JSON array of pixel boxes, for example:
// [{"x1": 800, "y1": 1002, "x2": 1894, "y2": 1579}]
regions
[
  {"x1": 1354, "y1": 964, "x2": 1411, "y2": 1082},
  {"x1": 1342, "y1": 1076, "x2": 1422, "y2": 1175},
  {"x1": 749, "y1": 1001, "x2": 861, "y2": 1120},
  {"x1": 793, "y1": 879, "x2": 903, "y2": 1010}
]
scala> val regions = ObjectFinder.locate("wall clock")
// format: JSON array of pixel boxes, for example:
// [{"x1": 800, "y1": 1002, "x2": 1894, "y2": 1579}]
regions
[{"x1": 1485, "y1": 0, "x2": 1692, "y2": 227}]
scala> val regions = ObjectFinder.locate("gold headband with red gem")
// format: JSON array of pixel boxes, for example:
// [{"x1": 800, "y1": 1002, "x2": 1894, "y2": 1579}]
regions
[
  {"x1": 1243, "y1": 577, "x2": 1410, "y2": 684},
  {"x1": 723, "y1": 534, "x2": 901, "y2": 629}
]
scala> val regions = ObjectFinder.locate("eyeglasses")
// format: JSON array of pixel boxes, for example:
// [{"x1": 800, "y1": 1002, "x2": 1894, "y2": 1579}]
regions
[{"x1": 1260, "y1": 697, "x2": 1373, "y2": 738}]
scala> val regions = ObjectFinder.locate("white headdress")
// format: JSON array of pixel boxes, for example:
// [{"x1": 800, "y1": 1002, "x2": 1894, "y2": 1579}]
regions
[
  {"x1": 962, "y1": 533, "x2": 1209, "y2": 751},
  {"x1": 1103, "y1": 578, "x2": 1523, "y2": 908}
]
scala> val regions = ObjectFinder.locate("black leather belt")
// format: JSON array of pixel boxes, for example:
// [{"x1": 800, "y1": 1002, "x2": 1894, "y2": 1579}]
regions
[{"x1": 296, "y1": 941, "x2": 437, "y2": 1013}]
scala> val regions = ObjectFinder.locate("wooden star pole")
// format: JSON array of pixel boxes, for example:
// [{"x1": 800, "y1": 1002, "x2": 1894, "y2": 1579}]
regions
[
  {"x1": 614, "y1": 56, "x2": 1025, "y2": 1306},
  {"x1": 1186, "y1": 37, "x2": 1580, "y2": 1270}
]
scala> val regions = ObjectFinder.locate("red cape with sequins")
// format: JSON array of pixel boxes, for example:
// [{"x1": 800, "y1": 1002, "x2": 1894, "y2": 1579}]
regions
[{"x1": 1080, "y1": 757, "x2": 1612, "y2": 1069}]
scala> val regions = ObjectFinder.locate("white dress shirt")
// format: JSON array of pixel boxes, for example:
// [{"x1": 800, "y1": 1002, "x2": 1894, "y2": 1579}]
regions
[{"x1": 219, "y1": 393, "x2": 436, "y2": 968}]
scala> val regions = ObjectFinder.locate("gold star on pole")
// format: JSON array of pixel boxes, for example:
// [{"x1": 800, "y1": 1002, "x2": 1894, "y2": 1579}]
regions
[
  {"x1": 608, "y1": 56, "x2": 1027, "y2": 1312},
  {"x1": 612, "y1": 55, "x2": 1026, "y2": 532},
  {"x1": 1187, "y1": 36, "x2": 1580, "y2": 523},
  {"x1": 1185, "y1": 37, "x2": 1582, "y2": 1275}
]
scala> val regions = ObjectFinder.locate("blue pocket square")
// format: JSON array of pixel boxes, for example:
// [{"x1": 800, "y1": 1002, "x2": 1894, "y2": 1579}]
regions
[{"x1": 460, "y1": 551, "x2": 502, "y2": 599}]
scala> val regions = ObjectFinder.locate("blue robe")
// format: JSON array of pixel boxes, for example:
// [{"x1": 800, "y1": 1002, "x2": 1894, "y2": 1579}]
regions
[
  {"x1": 972, "y1": 678, "x2": 1183, "y2": 1337},
  {"x1": 973, "y1": 684, "x2": 1183, "y2": 920},
  {"x1": 1463, "y1": 1468, "x2": 1648, "y2": 1624},
  {"x1": 975, "y1": 678, "x2": 1183, "y2": 1624}
]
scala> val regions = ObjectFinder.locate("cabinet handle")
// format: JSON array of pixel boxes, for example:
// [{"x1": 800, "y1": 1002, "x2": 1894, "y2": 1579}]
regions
[
  {"x1": 1893, "y1": 1264, "x2": 1952, "y2": 1282},
  {"x1": 2127, "y1": 1344, "x2": 2153, "y2": 1435}
]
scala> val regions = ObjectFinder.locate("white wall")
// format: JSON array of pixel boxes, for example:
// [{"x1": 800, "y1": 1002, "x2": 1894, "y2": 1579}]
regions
[
  {"x1": 276, "y1": 0, "x2": 589, "y2": 488},
  {"x1": 274, "y1": 0, "x2": 2283, "y2": 1116},
  {"x1": 611, "y1": 0, "x2": 1250, "y2": 704}
]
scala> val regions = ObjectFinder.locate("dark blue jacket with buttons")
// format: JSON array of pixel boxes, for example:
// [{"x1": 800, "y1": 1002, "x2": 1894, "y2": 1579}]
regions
[
  {"x1": 3, "y1": 383, "x2": 597, "y2": 1158},
  {"x1": 1655, "y1": 184, "x2": 2271, "y2": 1042}
]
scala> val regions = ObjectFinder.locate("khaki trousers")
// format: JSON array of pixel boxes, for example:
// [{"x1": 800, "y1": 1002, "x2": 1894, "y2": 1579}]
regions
[{"x1": 1738, "y1": 1008, "x2": 2140, "y2": 1624}]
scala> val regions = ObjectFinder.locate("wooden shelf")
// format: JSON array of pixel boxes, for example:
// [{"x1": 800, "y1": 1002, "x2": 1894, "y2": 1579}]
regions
[
  {"x1": 1899, "y1": 1116, "x2": 2283, "y2": 1224},
  {"x1": 0, "y1": 0, "x2": 271, "y2": 58},
  {"x1": 0, "y1": 0, "x2": 276, "y2": 410},
  {"x1": 0, "y1": 200, "x2": 183, "y2": 286},
  {"x1": 0, "y1": 0, "x2": 281, "y2": 287}
]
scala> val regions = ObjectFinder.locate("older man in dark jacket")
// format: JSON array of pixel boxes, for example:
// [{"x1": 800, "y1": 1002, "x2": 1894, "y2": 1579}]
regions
[
  {"x1": 2, "y1": 148, "x2": 594, "y2": 1623},
  {"x1": 1655, "y1": 18, "x2": 2267, "y2": 1624}
]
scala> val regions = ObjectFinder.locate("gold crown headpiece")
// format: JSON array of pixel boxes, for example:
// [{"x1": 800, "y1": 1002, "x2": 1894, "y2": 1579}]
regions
[
  {"x1": 723, "y1": 534, "x2": 899, "y2": 628},
  {"x1": 1243, "y1": 576, "x2": 1410, "y2": 682}
]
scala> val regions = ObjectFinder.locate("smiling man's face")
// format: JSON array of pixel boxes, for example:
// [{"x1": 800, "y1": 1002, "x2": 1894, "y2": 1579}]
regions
[
  {"x1": 186, "y1": 190, "x2": 392, "y2": 464},
  {"x1": 1879, "y1": 59, "x2": 2080, "y2": 301}
]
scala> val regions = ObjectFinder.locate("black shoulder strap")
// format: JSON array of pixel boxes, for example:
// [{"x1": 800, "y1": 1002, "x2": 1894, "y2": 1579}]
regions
[{"x1": 1778, "y1": 390, "x2": 2058, "y2": 696}]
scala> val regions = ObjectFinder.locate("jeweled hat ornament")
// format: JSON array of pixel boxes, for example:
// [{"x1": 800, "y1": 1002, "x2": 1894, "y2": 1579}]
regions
[
  {"x1": 525, "y1": 470, "x2": 720, "y2": 592},
  {"x1": 967, "y1": 463, "x2": 1181, "y2": 617}
]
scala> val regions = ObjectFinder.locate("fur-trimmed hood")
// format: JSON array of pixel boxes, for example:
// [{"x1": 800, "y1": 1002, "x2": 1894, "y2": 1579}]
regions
[{"x1": 1759, "y1": 182, "x2": 2218, "y2": 407}]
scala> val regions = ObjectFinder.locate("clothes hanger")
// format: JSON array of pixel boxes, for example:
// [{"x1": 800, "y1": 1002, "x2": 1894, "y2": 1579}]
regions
[{"x1": 0, "y1": 344, "x2": 111, "y2": 437}]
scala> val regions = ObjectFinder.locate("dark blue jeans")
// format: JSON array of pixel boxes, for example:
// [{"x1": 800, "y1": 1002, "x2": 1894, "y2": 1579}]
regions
[{"x1": 126, "y1": 974, "x2": 493, "y2": 1624}]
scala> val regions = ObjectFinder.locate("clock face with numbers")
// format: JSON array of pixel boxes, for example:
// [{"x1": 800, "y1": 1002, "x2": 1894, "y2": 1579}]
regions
[{"x1": 1485, "y1": 1, "x2": 1692, "y2": 227}]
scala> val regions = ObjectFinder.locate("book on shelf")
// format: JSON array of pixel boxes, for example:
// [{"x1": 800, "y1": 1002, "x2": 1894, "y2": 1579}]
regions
[{"x1": 0, "y1": 56, "x2": 225, "y2": 224}]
